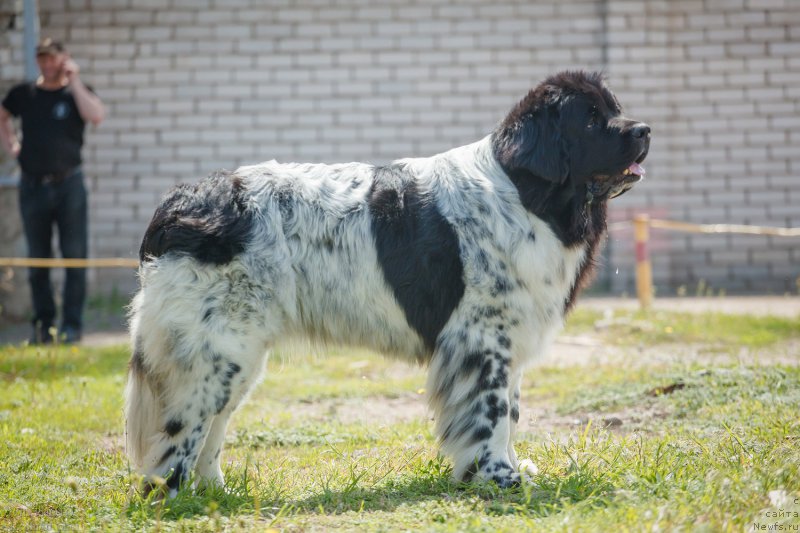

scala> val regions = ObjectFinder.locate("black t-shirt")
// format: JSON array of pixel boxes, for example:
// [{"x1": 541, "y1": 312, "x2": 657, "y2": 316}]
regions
[{"x1": 2, "y1": 82, "x2": 89, "y2": 177}]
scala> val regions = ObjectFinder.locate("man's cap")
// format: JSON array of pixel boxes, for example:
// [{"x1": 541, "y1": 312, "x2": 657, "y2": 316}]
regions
[{"x1": 36, "y1": 38, "x2": 66, "y2": 56}]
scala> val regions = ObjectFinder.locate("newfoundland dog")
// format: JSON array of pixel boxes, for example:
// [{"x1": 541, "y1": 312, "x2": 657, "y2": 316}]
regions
[{"x1": 126, "y1": 70, "x2": 650, "y2": 494}]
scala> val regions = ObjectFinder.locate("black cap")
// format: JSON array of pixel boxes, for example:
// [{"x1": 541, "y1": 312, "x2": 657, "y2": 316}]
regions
[{"x1": 36, "y1": 38, "x2": 66, "y2": 56}]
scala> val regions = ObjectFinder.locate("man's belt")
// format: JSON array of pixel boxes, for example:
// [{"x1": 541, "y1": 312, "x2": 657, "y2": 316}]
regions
[{"x1": 25, "y1": 167, "x2": 81, "y2": 185}]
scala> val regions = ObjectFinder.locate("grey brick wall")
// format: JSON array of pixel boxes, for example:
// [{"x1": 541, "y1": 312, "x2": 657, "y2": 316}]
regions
[
  {"x1": 604, "y1": 0, "x2": 800, "y2": 295},
  {"x1": 0, "y1": 0, "x2": 798, "y2": 297}
]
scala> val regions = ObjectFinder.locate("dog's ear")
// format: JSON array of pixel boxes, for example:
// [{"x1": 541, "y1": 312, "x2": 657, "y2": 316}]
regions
[{"x1": 493, "y1": 98, "x2": 569, "y2": 184}]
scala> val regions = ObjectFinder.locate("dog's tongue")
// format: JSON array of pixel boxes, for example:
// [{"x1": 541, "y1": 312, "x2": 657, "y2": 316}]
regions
[{"x1": 627, "y1": 162, "x2": 646, "y2": 176}]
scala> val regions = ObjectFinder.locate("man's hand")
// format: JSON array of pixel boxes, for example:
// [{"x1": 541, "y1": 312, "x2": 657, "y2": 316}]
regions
[
  {"x1": 0, "y1": 106, "x2": 21, "y2": 158},
  {"x1": 64, "y1": 61, "x2": 106, "y2": 126},
  {"x1": 63, "y1": 58, "x2": 80, "y2": 85}
]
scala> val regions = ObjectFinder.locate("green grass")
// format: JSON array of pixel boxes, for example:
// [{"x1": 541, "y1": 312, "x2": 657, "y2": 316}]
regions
[
  {"x1": 1, "y1": 309, "x2": 799, "y2": 531},
  {"x1": 565, "y1": 307, "x2": 800, "y2": 347}
]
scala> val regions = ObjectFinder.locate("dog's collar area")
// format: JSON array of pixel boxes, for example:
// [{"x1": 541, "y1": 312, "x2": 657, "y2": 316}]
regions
[
  {"x1": 585, "y1": 180, "x2": 610, "y2": 205},
  {"x1": 586, "y1": 172, "x2": 641, "y2": 204}
]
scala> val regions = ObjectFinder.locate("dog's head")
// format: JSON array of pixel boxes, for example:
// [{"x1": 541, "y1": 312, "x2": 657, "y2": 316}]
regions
[{"x1": 493, "y1": 71, "x2": 650, "y2": 200}]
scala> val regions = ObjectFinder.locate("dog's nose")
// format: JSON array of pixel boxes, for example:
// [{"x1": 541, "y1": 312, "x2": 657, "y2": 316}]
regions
[{"x1": 631, "y1": 123, "x2": 651, "y2": 139}]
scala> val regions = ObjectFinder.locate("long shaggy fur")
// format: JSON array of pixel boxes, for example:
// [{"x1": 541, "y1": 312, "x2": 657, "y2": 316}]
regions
[{"x1": 125, "y1": 71, "x2": 650, "y2": 493}]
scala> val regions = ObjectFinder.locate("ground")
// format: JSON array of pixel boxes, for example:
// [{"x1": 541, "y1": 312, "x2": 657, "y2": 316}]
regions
[{"x1": 0, "y1": 296, "x2": 799, "y2": 531}]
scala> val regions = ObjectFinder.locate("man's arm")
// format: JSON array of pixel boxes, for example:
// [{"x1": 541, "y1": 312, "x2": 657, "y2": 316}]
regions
[
  {"x1": 0, "y1": 106, "x2": 20, "y2": 158},
  {"x1": 64, "y1": 58, "x2": 105, "y2": 126}
]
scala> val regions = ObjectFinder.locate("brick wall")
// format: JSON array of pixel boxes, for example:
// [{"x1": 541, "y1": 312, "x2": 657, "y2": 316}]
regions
[
  {"x1": 605, "y1": 0, "x2": 800, "y2": 295},
  {"x1": 1, "y1": 0, "x2": 798, "y2": 297}
]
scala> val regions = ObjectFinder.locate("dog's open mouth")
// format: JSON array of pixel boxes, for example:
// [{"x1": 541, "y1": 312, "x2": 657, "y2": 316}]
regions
[
  {"x1": 622, "y1": 161, "x2": 646, "y2": 180},
  {"x1": 607, "y1": 157, "x2": 647, "y2": 198}
]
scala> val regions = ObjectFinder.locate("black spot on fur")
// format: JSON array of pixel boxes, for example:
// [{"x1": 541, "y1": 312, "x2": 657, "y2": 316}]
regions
[
  {"x1": 486, "y1": 395, "x2": 509, "y2": 427},
  {"x1": 510, "y1": 406, "x2": 520, "y2": 423},
  {"x1": 471, "y1": 425, "x2": 493, "y2": 444},
  {"x1": 462, "y1": 462, "x2": 477, "y2": 482},
  {"x1": 130, "y1": 346, "x2": 146, "y2": 376},
  {"x1": 462, "y1": 447, "x2": 494, "y2": 482},
  {"x1": 215, "y1": 389, "x2": 230, "y2": 414},
  {"x1": 164, "y1": 419, "x2": 184, "y2": 437},
  {"x1": 368, "y1": 164, "x2": 465, "y2": 350},
  {"x1": 497, "y1": 334, "x2": 511, "y2": 350},
  {"x1": 476, "y1": 250, "x2": 490, "y2": 272},
  {"x1": 478, "y1": 358, "x2": 509, "y2": 390},
  {"x1": 226, "y1": 362, "x2": 241, "y2": 379},
  {"x1": 166, "y1": 462, "x2": 185, "y2": 490},
  {"x1": 202, "y1": 308, "x2": 214, "y2": 322},
  {"x1": 441, "y1": 399, "x2": 485, "y2": 444},
  {"x1": 461, "y1": 349, "x2": 493, "y2": 376},
  {"x1": 139, "y1": 170, "x2": 254, "y2": 265},
  {"x1": 481, "y1": 306, "x2": 502, "y2": 319},
  {"x1": 493, "y1": 460, "x2": 511, "y2": 473},
  {"x1": 158, "y1": 445, "x2": 177, "y2": 466},
  {"x1": 491, "y1": 277, "x2": 512, "y2": 297}
]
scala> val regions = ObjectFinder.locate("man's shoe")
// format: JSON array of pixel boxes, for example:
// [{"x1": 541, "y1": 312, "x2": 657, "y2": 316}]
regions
[
  {"x1": 29, "y1": 325, "x2": 55, "y2": 345},
  {"x1": 62, "y1": 327, "x2": 82, "y2": 344}
]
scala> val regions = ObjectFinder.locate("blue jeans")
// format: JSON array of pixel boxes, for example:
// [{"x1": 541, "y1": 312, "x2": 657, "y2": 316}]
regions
[{"x1": 18, "y1": 169, "x2": 88, "y2": 332}]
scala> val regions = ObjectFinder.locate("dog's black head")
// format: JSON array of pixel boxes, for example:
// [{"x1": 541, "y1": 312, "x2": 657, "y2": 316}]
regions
[{"x1": 492, "y1": 71, "x2": 650, "y2": 201}]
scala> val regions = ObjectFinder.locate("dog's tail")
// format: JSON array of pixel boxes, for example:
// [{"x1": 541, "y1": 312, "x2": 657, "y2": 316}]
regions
[{"x1": 124, "y1": 291, "x2": 160, "y2": 471}]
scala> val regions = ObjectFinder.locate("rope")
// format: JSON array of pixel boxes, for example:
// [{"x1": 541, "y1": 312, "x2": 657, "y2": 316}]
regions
[
  {"x1": 608, "y1": 219, "x2": 800, "y2": 237},
  {"x1": 0, "y1": 257, "x2": 139, "y2": 268}
]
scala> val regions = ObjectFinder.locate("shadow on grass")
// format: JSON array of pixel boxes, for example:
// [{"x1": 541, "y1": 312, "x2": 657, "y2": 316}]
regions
[{"x1": 128, "y1": 463, "x2": 617, "y2": 524}]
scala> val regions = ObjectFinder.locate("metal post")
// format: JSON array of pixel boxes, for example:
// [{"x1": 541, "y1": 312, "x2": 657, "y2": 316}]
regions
[
  {"x1": 23, "y1": 0, "x2": 40, "y2": 82},
  {"x1": 634, "y1": 214, "x2": 653, "y2": 310}
]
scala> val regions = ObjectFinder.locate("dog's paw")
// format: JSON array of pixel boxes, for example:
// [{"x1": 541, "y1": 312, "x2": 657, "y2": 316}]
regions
[
  {"x1": 490, "y1": 470, "x2": 521, "y2": 488},
  {"x1": 464, "y1": 459, "x2": 521, "y2": 488},
  {"x1": 518, "y1": 458, "x2": 539, "y2": 482}
]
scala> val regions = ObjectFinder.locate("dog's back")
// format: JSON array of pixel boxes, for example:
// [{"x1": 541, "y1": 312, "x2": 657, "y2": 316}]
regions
[{"x1": 126, "y1": 157, "x2": 441, "y2": 494}]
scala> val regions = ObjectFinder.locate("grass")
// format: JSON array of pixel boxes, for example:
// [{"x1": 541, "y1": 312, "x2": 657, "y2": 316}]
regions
[
  {"x1": 566, "y1": 307, "x2": 800, "y2": 347},
  {"x1": 0, "y1": 308, "x2": 798, "y2": 531}
]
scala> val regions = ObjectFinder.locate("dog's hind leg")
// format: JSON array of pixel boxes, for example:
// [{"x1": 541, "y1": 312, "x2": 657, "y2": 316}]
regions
[
  {"x1": 126, "y1": 260, "x2": 275, "y2": 496},
  {"x1": 130, "y1": 324, "x2": 268, "y2": 495},
  {"x1": 427, "y1": 324, "x2": 520, "y2": 488},
  {"x1": 194, "y1": 355, "x2": 267, "y2": 487}
]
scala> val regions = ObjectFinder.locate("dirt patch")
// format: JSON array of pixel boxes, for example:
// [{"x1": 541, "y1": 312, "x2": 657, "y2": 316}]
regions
[
  {"x1": 543, "y1": 338, "x2": 800, "y2": 369},
  {"x1": 290, "y1": 393, "x2": 431, "y2": 426},
  {"x1": 516, "y1": 403, "x2": 672, "y2": 440}
]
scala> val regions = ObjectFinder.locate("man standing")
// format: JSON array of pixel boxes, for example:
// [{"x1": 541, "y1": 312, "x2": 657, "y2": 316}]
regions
[{"x1": 0, "y1": 38, "x2": 105, "y2": 344}]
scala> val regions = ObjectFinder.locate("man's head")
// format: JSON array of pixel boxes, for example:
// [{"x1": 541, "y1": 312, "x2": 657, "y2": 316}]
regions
[{"x1": 35, "y1": 38, "x2": 68, "y2": 84}]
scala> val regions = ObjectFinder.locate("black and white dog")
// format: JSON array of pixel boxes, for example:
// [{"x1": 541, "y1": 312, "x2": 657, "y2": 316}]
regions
[{"x1": 126, "y1": 71, "x2": 650, "y2": 493}]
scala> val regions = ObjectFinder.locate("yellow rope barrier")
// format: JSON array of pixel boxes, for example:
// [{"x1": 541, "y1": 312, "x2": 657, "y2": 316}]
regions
[
  {"x1": 610, "y1": 218, "x2": 800, "y2": 237},
  {"x1": 619, "y1": 217, "x2": 800, "y2": 310},
  {"x1": 0, "y1": 257, "x2": 139, "y2": 268},
  {"x1": 649, "y1": 219, "x2": 800, "y2": 237}
]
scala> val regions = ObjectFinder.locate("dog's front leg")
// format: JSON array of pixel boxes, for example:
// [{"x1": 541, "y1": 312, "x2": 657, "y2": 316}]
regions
[{"x1": 427, "y1": 328, "x2": 520, "y2": 488}]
